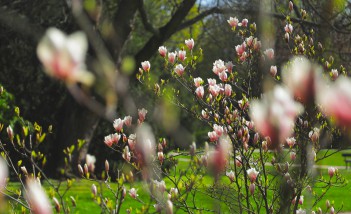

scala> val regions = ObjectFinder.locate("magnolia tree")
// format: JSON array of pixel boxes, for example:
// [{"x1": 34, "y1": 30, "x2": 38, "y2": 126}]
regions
[{"x1": 0, "y1": 1, "x2": 350, "y2": 213}]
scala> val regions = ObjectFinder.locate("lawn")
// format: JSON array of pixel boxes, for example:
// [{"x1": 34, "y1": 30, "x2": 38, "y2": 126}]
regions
[{"x1": 5, "y1": 149, "x2": 351, "y2": 213}]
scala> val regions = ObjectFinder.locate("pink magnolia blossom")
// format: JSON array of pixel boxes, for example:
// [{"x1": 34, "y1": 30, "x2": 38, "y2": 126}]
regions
[
  {"x1": 264, "y1": 48, "x2": 274, "y2": 60},
  {"x1": 185, "y1": 38, "x2": 194, "y2": 50},
  {"x1": 195, "y1": 86, "x2": 204, "y2": 99},
  {"x1": 224, "y1": 84, "x2": 232, "y2": 96},
  {"x1": 124, "y1": 116, "x2": 132, "y2": 126},
  {"x1": 37, "y1": 28, "x2": 94, "y2": 85},
  {"x1": 309, "y1": 127, "x2": 320, "y2": 143},
  {"x1": 317, "y1": 77, "x2": 351, "y2": 127},
  {"x1": 210, "y1": 135, "x2": 232, "y2": 175},
  {"x1": 174, "y1": 64, "x2": 185, "y2": 76},
  {"x1": 235, "y1": 43, "x2": 246, "y2": 56},
  {"x1": 193, "y1": 77, "x2": 203, "y2": 87},
  {"x1": 247, "y1": 168, "x2": 259, "y2": 183},
  {"x1": 168, "y1": 52, "x2": 177, "y2": 64},
  {"x1": 166, "y1": 200, "x2": 173, "y2": 214},
  {"x1": 122, "y1": 146, "x2": 131, "y2": 162},
  {"x1": 330, "y1": 206, "x2": 335, "y2": 214},
  {"x1": 270, "y1": 65, "x2": 277, "y2": 77},
  {"x1": 138, "y1": 108, "x2": 148, "y2": 123},
  {"x1": 328, "y1": 167, "x2": 336, "y2": 178},
  {"x1": 208, "y1": 131, "x2": 218, "y2": 142},
  {"x1": 209, "y1": 84, "x2": 221, "y2": 97},
  {"x1": 213, "y1": 124, "x2": 224, "y2": 136},
  {"x1": 207, "y1": 78, "x2": 216, "y2": 86},
  {"x1": 250, "y1": 86, "x2": 303, "y2": 149},
  {"x1": 226, "y1": 170, "x2": 235, "y2": 182},
  {"x1": 202, "y1": 109, "x2": 209, "y2": 119},
  {"x1": 212, "y1": 59, "x2": 226, "y2": 75},
  {"x1": 226, "y1": 61, "x2": 234, "y2": 73},
  {"x1": 282, "y1": 56, "x2": 320, "y2": 104},
  {"x1": 240, "y1": 18, "x2": 249, "y2": 27},
  {"x1": 253, "y1": 38, "x2": 261, "y2": 50},
  {"x1": 284, "y1": 24, "x2": 293, "y2": 33},
  {"x1": 246, "y1": 36, "x2": 254, "y2": 47},
  {"x1": 141, "y1": 61, "x2": 150, "y2": 72},
  {"x1": 218, "y1": 71, "x2": 227, "y2": 82},
  {"x1": 113, "y1": 118, "x2": 124, "y2": 132},
  {"x1": 290, "y1": 152, "x2": 296, "y2": 161},
  {"x1": 227, "y1": 17, "x2": 239, "y2": 28},
  {"x1": 286, "y1": 137, "x2": 296, "y2": 148},
  {"x1": 25, "y1": 179, "x2": 52, "y2": 214},
  {"x1": 129, "y1": 188, "x2": 138, "y2": 199},
  {"x1": 178, "y1": 50, "x2": 186, "y2": 61},
  {"x1": 158, "y1": 46, "x2": 167, "y2": 57},
  {"x1": 104, "y1": 133, "x2": 120, "y2": 147}
]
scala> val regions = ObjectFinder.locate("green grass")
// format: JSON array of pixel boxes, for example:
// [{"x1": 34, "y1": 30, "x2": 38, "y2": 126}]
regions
[{"x1": 5, "y1": 149, "x2": 351, "y2": 213}]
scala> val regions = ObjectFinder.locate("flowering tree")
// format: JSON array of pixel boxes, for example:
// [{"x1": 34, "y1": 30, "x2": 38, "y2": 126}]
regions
[{"x1": 0, "y1": 1, "x2": 351, "y2": 214}]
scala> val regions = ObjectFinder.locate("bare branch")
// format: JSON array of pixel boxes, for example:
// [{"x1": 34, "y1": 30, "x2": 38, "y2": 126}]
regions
[{"x1": 137, "y1": 0, "x2": 159, "y2": 36}]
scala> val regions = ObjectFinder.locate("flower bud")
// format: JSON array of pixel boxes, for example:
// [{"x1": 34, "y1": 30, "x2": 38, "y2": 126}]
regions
[
  {"x1": 249, "y1": 183, "x2": 255, "y2": 195},
  {"x1": 326, "y1": 199, "x2": 330, "y2": 208},
  {"x1": 105, "y1": 160, "x2": 109, "y2": 173},
  {"x1": 6, "y1": 126, "x2": 13, "y2": 142},
  {"x1": 70, "y1": 196, "x2": 76, "y2": 207},
  {"x1": 53, "y1": 197, "x2": 60, "y2": 212},
  {"x1": 84, "y1": 164, "x2": 89, "y2": 176},
  {"x1": 21, "y1": 166, "x2": 28, "y2": 176},
  {"x1": 91, "y1": 184, "x2": 97, "y2": 197},
  {"x1": 78, "y1": 164, "x2": 84, "y2": 176},
  {"x1": 289, "y1": 1, "x2": 293, "y2": 11},
  {"x1": 190, "y1": 142, "x2": 196, "y2": 156}
]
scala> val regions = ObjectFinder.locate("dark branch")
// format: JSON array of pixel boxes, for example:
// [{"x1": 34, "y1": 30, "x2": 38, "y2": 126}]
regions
[{"x1": 137, "y1": 0, "x2": 159, "y2": 36}]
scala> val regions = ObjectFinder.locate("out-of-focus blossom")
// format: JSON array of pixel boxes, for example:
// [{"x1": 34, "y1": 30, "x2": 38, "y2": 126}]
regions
[
  {"x1": 284, "y1": 24, "x2": 293, "y2": 33},
  {"x1": 253, "y1": 38, "x2": 261, "y2": 50},
  {"x1": 270, "y1": 66, "x2": 277, "y2": 77},
  {"x1": 53, "y1": 197, "x2": 60, "y2": 212},
  {"x1": 25, "y1": 179, "x2": 52, "y2": 214},
  {"x1": 138, "y1": 108, "x2": 148, "y2": 123},
  {"x1": 286, "y1": 137, "x2": 296, "y2": 148},
  {"x1": 328, "y1": 167, "x2": 336, "y2": 178},
  {"x1": 86, "y1": 154, "x2": 96, "y2": 173},
  {"x1": 227, "y1": 17, "x2": 239, "y2": 28},
  {"x1": 250, "y1": 86, "x2": 303, "y2": 149},
  {"x1": 113, "y1": 118, "x2": 124, "y2": 132},
  {"x1": 129, "y1": 188, "x2": 138, "y2": 199},
  {"x1": 226, "y1": 170, "x2": 235, "y2": 182},
  {"x1": 211, "y1": 135, "x2": 232, "y2": 174},
  {"x1": 178, "y1": 50, "x2": 186, "y2": 61},
  {"x1": 168, "y1": 52, "x2": 177, "y2": 64},
  {"x1": 289, "y1": 1, "x2": 294, "y2": 11},
  {"x1": 296, "y1": 208, "x2": 306, "y2": 214},
  {"x1": 193, "y1": 77, "x2": 203, "y2": 87},
  {"x1": 0, "y1": 158, "x2": 8, "y2": 192},
  {"x1": 104, "y1": 133, "x2": 120, "y2": 147},
  {"x1": 37, "y1": 28, "x2": 94, "y2": 85},
  {"x1": 235, "y1": 43, "x2": 246, "y2": 56},
  {"x1": 128, "y1": 134, "x2": 136, "y2": 150},
  {"x1": 208, "y1": 78, "x2": 216, "y2": 86},
  {"x1": 174, "y1": 64, "x2": 185, "y2": 76},
  {"x1": 309, "y1": 127, "x2": 320, "y2": 143},
  {"x1": 246, "y1": 36, "x2": 254, "y2": 47},
  {"x1": 190, "y1": 142, "x2": 196, "y2": 156},
  {"x1": 185, "y1": 39, "x2": 194, "y2": 50},
  {"x1": 224, "y1": 84, "x2": 232, "y2": 97},
  {"x1": 195, "y1": 86, "x2": 204, "y2": 99},
  {"x1": 317, "y1": 77, "x2": 351, "y2": 127},
  {"x1": 330, "y1": 206, "x2": 335, "y2": 214},
  {"x1": 158, "y1": 46, "x2": 167, "y2": 57},
  {"x1": 141, "y1": 61, "x2": 150, "y2": 72},
  {"x1": 264, "y1": 48, "x2": 274, "y2": 60},
  {"x1": 290, "y1": 152, "x2": 296, "y2": 161},
  {"x1": 105, "y1": 160, "x2": 109, "y2": 172},
  {"x1": 166, "y1": 200, "x2": 173, "y2": 214},
  {"x1": 247, "y1": 168, "x2": 259, "y2": 183},
  {"x1": 212, "y1": 59, "x2": 226, "y2": 75},
  {"x1": 124, "y1": 116, "x2": 132, "y2": 127},
  {"x1": 282, "y1": 56, "x2": 320, "y2": 104}
]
